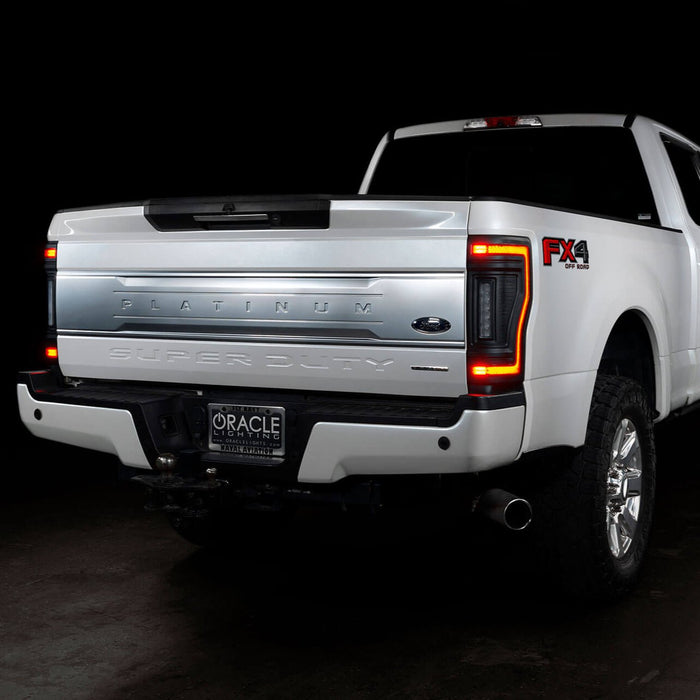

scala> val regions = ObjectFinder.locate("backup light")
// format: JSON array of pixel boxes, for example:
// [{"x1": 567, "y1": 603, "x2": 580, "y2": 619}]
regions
[
  {"x1": 463, "y1": 115, "x2": 543, "y2": 130},
  {"x1": 477, "y1": 279, "x2": 495, "y2": 339}
]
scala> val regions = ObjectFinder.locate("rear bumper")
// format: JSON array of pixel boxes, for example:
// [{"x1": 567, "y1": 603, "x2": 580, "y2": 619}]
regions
[
  {"x1": 297, "y1": 408, "x2": 524, "y2": 483},
  {"x1": 17, "y1": 370, "x2": 525, "y2": 483},
  {"x1": 17, "y1": 380, "x2": 150, "y2": 468}
]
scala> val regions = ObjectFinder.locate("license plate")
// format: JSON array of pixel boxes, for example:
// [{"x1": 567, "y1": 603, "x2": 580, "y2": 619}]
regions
[{"x1": 208, "y1": 403, "x2": 285, "y2": 458}]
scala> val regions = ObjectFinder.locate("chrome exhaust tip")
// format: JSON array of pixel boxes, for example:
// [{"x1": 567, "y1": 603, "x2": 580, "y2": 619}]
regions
[{"x1": 475, "y1": 488, "x2": 533, "y2": 531}]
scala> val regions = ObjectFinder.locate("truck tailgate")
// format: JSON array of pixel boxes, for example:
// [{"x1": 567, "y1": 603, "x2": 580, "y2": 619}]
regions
[{"x1": 50, "y1": 197, "x2": 470, "y2": 397}]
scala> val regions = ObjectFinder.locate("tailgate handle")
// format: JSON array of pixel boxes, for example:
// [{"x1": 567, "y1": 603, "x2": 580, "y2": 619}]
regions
[{"x1": 194, "y1": 213, "x2": 270, "y2": 224}]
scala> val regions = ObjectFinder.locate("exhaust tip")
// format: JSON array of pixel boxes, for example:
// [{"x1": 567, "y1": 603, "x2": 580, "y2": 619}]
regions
[
  {"x1": 502, "y1": 497, "x2": 533, "y2": 531},
  {"x1": 476, "y1": 488, "x2": 532, "y2": 531}
]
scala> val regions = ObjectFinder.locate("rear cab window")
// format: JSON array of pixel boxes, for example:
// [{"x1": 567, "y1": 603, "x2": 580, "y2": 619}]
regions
[{"x1": 367, "y1": 127, "x2": 659, "y2": 225}]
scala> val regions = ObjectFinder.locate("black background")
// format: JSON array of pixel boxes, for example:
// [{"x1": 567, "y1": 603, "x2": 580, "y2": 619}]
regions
[{"x1": 10, "y1": 29, "x2": 698, "y2": 465}]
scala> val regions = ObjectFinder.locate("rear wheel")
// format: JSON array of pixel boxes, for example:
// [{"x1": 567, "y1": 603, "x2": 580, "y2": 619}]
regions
[{"x1": 535, "y1": 375, "x2": 656, "y2": 601}]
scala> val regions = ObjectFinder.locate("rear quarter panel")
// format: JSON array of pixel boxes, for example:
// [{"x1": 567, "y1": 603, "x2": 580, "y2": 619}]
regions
[{"x1": 468, "y1": 200, "x2": 690, "y2": 451}]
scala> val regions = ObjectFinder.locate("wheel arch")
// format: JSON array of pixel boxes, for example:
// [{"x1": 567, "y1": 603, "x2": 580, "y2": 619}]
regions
[{"x1": 597, "y1": 309, "x2": 665, "y2": 419}]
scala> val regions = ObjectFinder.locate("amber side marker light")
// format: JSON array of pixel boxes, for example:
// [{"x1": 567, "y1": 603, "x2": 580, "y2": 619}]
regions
[
  {"x1": 468, "y1": 242, "x2": 531, "y2": 380},
  {"x1": 45, "y1": 346, "x2": 58, "y2": 360},
  {"x1": 44, "y1": 246, "x2": 57, "y2": 259}
]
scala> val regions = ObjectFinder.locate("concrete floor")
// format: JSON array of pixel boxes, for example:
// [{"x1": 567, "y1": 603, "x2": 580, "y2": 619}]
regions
[{"x1": 2, "y1": 412, "x2": 699, "y2": 700}]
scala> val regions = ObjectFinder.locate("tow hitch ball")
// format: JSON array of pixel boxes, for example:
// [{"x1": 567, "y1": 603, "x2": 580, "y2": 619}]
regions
[
  {"x1": 154, "y1": 453, "x2": 177, "y2": 475},
  {"x1": 474, "y1": 489, "x2": 533, "y2": 531}
]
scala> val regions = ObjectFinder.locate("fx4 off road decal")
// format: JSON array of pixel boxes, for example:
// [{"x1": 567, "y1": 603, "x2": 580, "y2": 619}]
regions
[{"x1": 542, "y1": 237, "x2": 590, "y2": 269}]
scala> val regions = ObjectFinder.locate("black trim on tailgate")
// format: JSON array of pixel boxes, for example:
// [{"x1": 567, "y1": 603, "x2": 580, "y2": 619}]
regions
[{"x1": 145, "y1": 195, "x2": 331, "y2": 231}]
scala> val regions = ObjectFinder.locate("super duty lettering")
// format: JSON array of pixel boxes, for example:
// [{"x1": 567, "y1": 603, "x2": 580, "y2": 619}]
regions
[
  {"x1": 107, "y1": 348, "x2": 394, "y2": 371},
  {"x1": 18, "y1": 114, "x2": 700, "y2": 601}
]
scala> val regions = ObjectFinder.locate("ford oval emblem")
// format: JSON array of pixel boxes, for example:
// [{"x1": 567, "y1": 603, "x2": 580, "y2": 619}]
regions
[{"x1": 411, "y1": 317, "x2": 452, "y2": 334}]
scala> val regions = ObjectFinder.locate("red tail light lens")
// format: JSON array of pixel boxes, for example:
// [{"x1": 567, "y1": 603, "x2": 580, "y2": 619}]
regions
[
  {"x1": 44, "y1": 245, "x2": 58, "y2": 366},
  {"x1": 468, "y1": 238, "x2": 531, "y2": 393}
]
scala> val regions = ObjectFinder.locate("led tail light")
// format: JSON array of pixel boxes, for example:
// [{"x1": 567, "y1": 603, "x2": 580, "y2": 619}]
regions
[
  {"x1": 44, "y1": 245, "x2": 58, "y2": 365},
  {"x1": 467, "y1": 238, "x2": 531, "y2": 393}
]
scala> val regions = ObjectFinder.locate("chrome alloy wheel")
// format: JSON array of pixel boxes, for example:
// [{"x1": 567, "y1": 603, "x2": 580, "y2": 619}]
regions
[{"x1": 606, "y1": 418, "x2": 643, "y2": 558}]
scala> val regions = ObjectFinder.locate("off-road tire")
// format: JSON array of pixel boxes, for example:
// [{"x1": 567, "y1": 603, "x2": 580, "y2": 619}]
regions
[{"x1": 534, "y1": 374, "x2": 656, "y2": 601}]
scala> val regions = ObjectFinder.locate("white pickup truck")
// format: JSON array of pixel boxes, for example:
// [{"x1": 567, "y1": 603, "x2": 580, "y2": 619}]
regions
[{"x1": 18, "y1": 113, "x2": 700, "y2": 600}]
